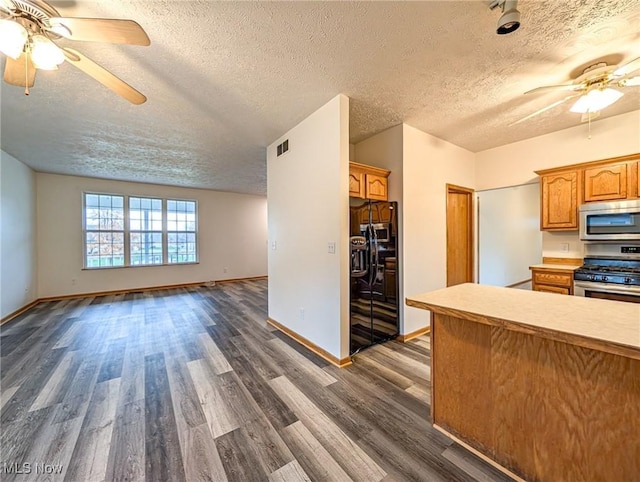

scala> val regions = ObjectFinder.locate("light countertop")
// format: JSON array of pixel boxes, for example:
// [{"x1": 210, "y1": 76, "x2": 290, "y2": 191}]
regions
[
  {"x1": 529, "y1": 263, "x2": 581, "y2": 271},
  {"x1": 406, "y1": 283, "x2": 640, "y2": 359}
]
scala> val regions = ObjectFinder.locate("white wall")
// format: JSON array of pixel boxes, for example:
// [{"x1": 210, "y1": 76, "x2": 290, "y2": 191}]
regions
[
  {"x1": 267, "y1": 94, "x2": 350, "y2": 360},
  {"x1": 476, "y1": 110, "x2": 640, "y2": 258},
  {"x1": 1, "y1": 151, "x2": 37, "y2": 318},
  {"x1": 402, "y1": 124, "x2": 476, "y2": 333},
  {"x1": 36, "y1": 173, "x2": 267, "y2": 298}
]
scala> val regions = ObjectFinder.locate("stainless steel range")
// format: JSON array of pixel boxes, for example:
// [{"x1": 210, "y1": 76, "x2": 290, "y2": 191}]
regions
[{"x1": 574, "y1": 244, "x2": 640, "y2": 303}]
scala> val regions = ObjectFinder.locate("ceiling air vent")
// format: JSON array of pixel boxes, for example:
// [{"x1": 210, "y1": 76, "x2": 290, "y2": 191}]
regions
[{"x1": 276, "y1": 139, "x2": 289, "y2": 157}]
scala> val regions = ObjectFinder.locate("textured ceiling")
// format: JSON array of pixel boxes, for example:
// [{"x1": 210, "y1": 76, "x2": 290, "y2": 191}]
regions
[{"x1": 1, "y1": 0, "x2": 639, "y2": 195}]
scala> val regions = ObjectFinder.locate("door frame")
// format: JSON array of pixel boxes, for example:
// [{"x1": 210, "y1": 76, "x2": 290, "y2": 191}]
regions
[{"x1": 446, "y1": 183, "x2": 475, "y2": 286}]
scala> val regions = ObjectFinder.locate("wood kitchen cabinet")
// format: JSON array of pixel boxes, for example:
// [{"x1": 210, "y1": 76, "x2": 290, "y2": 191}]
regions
[
  {"x1": 531, "y1": 267, "x2": 574, "y2": 295},
  {"x1": 583, "y1": 163, "x2": 628, "y2": 202},
  {"x1": 538, "y1": 170, "x2": 579, "y2": 231},
  {"x1": 535, "y1": 153, "x2": 640, "y2": 232},
  {"x1": 349, "y1": 162, "x2": 390, "y2": 201}
]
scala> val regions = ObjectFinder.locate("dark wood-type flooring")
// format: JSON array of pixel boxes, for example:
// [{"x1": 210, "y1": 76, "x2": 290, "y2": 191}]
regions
[{"x1": 0, "y1": 279, "x2": 513, "y2": 481}]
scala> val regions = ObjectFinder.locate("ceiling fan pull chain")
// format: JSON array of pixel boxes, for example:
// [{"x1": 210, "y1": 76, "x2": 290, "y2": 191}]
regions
[{"x1": 24, "y1": 48, "x2": 29, "y2": 96}]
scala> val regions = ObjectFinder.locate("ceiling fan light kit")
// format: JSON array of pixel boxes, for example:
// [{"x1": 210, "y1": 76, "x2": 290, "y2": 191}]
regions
[
  {"x1": 0, "y1": 0, "x2": 150, "y2": 104},
  {"x1": 516, "y1": 56, "x2": 640, "y2": 125},
  {"x1": 29, "y1": 33, "x2": 63, "y2": 69},
  {"x1": 569, "y1": 88, "x2": 624, "y2": 114},
  {"x1": 489, "y1": 0, "x2": 521, "y2": 35},
  {"x1": 0, "y1": 17, "x2": 27, "y2": 58}
]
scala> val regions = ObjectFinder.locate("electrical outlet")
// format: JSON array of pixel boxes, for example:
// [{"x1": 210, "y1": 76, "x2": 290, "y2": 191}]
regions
[
  {"x1": 561, "y1": 243, "x2": 569, "y2": 252},
  {"x1": 328, "y1": 242, "x2": 336, "y2": 254},
  {"x1": 223, "y1": 267, "x2": 228, "y2": 273},
  {"x1": 299, "y1": 308, "x2": 304, "y2": 321},
  {"x1": 271, "y1": 240, "x2": 277, "y2": 250},
  {"x1": 71, "y1": 278, "x2": 76, "y2": 285}
]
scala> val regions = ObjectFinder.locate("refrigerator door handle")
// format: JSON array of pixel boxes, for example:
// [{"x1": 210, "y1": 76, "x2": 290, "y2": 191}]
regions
[{"x1": 367, "y1": 224, "x2": 375, "y2": 286}]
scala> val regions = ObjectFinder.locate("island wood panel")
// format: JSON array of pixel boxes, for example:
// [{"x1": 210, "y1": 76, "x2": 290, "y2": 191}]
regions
[
  {"x1": 432, "y1": 315, "x2": 493, "y2": 454},
  {"x1": 431, "y1": 313, "x2": 640, "y2": 482}
]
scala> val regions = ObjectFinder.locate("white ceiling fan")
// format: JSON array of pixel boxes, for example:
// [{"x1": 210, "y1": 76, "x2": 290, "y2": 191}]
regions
[
  {"x1": 0, "y1": 0, "x2": 150, "y2": 104},
  {"x1": 512, "y1": 56, "x2": 640, "y2": 125}
]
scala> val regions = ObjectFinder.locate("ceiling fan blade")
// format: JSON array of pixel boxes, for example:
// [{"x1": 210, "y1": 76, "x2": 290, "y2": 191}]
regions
[
  {"x1": 63, "y1": 48, "x2": 146, "y2": 104},
  {"x1": 48, "y1": 17, "x2": 150, "y2": 46},
  {"x1": 524, "y1": 83, "x2": 583, "y2": 95},
  {"x1": 510, "y1": 94, "x2": 580, "y2": 126},
  {"x1": 613, "y1": 56, "x2": 640, "y2": 78},
  {"x1": 4, "y1": 52, "x2": 35, "y2": 87},
  {"x1": 620, "y1": 75, "x2": 640, "y2": 87}
]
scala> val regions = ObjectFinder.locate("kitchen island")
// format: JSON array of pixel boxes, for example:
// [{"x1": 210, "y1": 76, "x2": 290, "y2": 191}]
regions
[{"x1": 406, "y1": 283, "x2": 640, "y2": 482}]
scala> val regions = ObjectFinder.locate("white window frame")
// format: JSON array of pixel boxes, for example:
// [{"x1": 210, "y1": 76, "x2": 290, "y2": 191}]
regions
[{"x1": 82, "y1": 192, "x2": 199, "y2": 269}]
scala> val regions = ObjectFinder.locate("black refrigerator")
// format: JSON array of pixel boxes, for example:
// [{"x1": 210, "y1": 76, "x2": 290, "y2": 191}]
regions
[{"x1": 349, "y1": 200, "x2": 399, "y2": 355}]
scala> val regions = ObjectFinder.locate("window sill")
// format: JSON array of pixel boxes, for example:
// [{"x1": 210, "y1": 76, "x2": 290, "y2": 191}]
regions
[{"x1": 82, "y1": 262, "x2": 199, "y2": 271}]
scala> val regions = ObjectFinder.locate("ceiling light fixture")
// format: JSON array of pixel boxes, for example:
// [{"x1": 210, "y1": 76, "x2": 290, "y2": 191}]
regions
[
  {"x1": 0, "y1": 18, "x2": 28, "y2": 59},
  {"x1": 569, "y1": 88, "x2": 624, "y2": 114},
  {"x1": 489, "y1": 0, "x2": 521, "y2": 35},
  {"x1": 29, "y1": 34, "x2": 64, "y2": 69}
]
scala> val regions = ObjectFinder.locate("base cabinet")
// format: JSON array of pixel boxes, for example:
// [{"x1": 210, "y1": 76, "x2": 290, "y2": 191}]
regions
[{"x1": 531, "y1": 268, "x2": 574, "y2": 295}]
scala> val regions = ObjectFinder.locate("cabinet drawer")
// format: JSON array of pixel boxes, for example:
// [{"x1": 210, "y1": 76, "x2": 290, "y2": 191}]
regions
[
  {"x1": 533, "y1": 271, "x2": 572, "y2": 287},
  {"x1": 534, "y1": 284, "x2": 570, "y2": 295}
]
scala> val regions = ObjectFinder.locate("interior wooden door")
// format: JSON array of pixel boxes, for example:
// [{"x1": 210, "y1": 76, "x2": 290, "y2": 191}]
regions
[{"x1": 446, "y1": 184, "x2": 474, "y2": 286}]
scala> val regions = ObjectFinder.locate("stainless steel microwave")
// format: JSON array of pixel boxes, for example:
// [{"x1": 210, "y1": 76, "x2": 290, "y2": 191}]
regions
[
  {"x1": 579, "y1": 199, "x2": 640, "y2": 241},
  {"x1": 360, "y1": 223, "x2": 391, "y2": 242}
]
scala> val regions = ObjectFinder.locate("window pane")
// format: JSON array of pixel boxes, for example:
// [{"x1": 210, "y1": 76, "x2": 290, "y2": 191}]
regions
[
  {"x1": 130, "y1": 232, "x2": 163, "y2": 265},
  {"x1": 84, "y1": 193, "x2": 125, "y2": 268}
]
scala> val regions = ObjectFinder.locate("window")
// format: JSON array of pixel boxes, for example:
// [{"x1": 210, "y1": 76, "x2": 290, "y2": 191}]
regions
[
  {"x1": 129, "y1": 197, "x2": 163, "y2": 265},
  {"x1": 84, "y1": 194, "x2": 125, "y2": 268},
  {"x1": 167, "y1": 200, "x2": 197, "y2": 264},
  {"x1": 83, "y1": 193, "x2": 198, "y2": 269}
]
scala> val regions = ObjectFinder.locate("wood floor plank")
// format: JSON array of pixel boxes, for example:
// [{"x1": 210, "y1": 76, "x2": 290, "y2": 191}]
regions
[
  {"x1": 105, "y1": 399, "x2": 145, "y2": 482},
  {"x1": 1, "y1": 347, "x2": 67, "y2": 425},
  {"x1": 279, "y1": 420, "x2": 353, "y2": 482},
  {"x1": 186, "y1": 358, "x2": 239, "y2": 438},
  {"x1": 270, "y1": 375, "x2": 387, "y2": 482},
  {"x1": 0, "y1": 385, "x2": 19, "y2": 410},
  {"x1": 241, "y1": 415, "x2": 295, "y2": 475},
  {"x1": 198, "y1": 333, "x2": 233, "y2": 375},
  {"x1": 64, "y1": 378, "x2": 121, "y2": 482},
  {"x1": 214, "y1": 428, "x2": 269, "y2": 482},
  {"x1": 223, "y1": 349, "x2": 298, "y2": 430},
  {"x1": 268, "y1": 460, "x2": 311, "y2": 482},
  {"x1": 30, "y1": 350, "x2": 81, "y2": 412},
  {"x1": 144, "y1": 352, "x2": 186, "y2": 482},
  {"x1": 52, "y1": 352, "x2": 103, "y2": 424},
  {"x1": 23, "y1": 407, "x2": 85, "y2": 482},
  {"x1": 182, "y1": 423, "x2": 229, "y2": 482}
]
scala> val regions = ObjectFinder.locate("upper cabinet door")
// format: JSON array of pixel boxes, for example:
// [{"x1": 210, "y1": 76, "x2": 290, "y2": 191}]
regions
[
  {"x1": 349, "y1": 168, "x2": 365, "y2": 198},
  {"x1": 349, "y1": 162, "x2": 390, "y2": 201},
  {"x1": 365, "y1": 174, "x2": 388, "y2": 201},
  {"x1": 583, "y1": 163, "x2": 628, "y2": 202},
  {"x1": 540, "y1": 171, "x2": 579, "y2": 231}
]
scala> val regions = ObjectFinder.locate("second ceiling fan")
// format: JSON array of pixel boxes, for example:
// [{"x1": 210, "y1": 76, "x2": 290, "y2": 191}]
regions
[
  {"x1": 0, "y1": 0, "x2": 150, "y2": 104},
  {"x1": 513, "y1": 56, "x2": 640, "y2": 125}
]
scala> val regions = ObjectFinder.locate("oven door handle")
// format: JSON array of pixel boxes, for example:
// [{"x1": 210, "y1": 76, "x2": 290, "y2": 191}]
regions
[{"x1": 574, "y1": 281, "x2": 640, "y2": 296}]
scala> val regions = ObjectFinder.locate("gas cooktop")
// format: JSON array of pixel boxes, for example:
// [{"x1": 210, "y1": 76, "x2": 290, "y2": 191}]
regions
[{"x1": 575, "y1": 257, "x2": 640, "y2": 286}]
